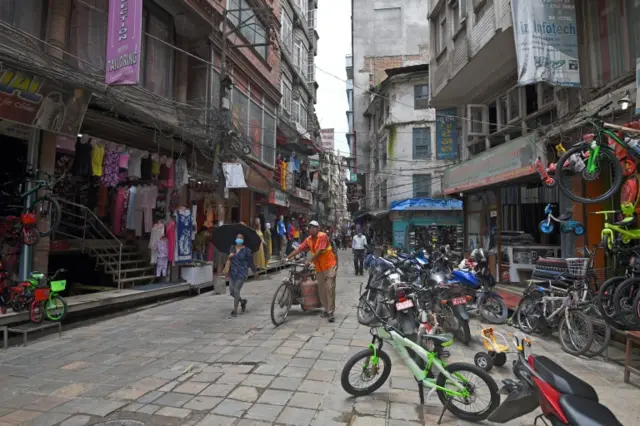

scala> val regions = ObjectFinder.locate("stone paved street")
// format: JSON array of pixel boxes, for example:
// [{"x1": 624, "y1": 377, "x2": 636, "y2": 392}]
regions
[{"x1": 0, "y1": 251, "x2": 639, "y2": 426}]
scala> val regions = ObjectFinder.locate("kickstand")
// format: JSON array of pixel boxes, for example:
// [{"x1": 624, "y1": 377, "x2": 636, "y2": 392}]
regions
[
  {"x1": 418, "y1": 382, "x2": 424, "y2": 405},
  {"x1": 436, "y1": 398, "x2": 450, "y2": 425}
]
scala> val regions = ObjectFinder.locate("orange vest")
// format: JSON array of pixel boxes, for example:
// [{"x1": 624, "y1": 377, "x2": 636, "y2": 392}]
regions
[{"x1": 306, "y1": 232, "x2": 337, "y2": 272}]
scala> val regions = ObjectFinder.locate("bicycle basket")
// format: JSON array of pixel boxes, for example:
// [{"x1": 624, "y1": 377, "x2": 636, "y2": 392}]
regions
[
  {"x1": 33, "y1": 287, "x2": 50, "y2": 302},
  {"x1": 50, "y1": 280, "x2": 66, "y2": 293},
  {"x1": 566, "y1": 258, "x2": 589, "y2": 277}
]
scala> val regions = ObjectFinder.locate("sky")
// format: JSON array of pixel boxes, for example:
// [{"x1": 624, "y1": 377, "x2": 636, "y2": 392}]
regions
[{"x1": 314, "y1": 0, "x2": 351, "y2": 157}]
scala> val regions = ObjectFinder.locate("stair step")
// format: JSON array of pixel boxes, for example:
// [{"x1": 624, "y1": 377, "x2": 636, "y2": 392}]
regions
[
  {"x1": 117, "y1": 267, "x2": 155, "y2": 274},
  {"x1": 104, "y1": 260, "x2": 146, "y2": 265},
  {"x1": 119, "y1": 275, "x2": 157, "y2": 283}
]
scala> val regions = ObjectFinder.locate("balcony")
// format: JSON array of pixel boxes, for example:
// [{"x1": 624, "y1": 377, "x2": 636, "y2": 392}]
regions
[
  {"x1": 429, "y1": 0, "x2": 517, "y2": 107},
  {"x1": 345, "y1": 55, "x2": 353, "y2": 79}
]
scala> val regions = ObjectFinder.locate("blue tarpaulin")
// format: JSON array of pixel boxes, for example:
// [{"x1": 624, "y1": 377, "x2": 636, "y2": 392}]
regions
[{"x1": 391, "y1": 197, "x2": 463, "y2": 211}]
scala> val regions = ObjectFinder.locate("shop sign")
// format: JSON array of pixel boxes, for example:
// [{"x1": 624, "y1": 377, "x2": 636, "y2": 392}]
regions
[
  {"x1": 243, "y1": 162, "x2": 272, "y2": 194},
  {"x1": 0, "y1": 69, "x2": 91, "y2": 136},
  {"x1": 443, "y1": 135, "x2": 537, "y2": 195},
  {"x1": 105, "y1": 0, "x2": 143, "y2": 85},
  {"x1": 511, "y1": 0, "x2": 580, "y2": 87},
  {"x1": 436, "y1": 108, "x2": 457, "y2": 160},
  {"x1": 269, "y1": 188, "x2": 289, "y2": 207},
  {"x1": 0, "y1": 119, "x2": 30, "y2": 140},
  {"x1": 294, "y1": 187, "x2": 312, "y2": 204}
]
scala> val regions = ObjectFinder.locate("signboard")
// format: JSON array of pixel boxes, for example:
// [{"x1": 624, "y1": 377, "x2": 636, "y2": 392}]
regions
[
  {"x1": 294, "y1": 187, "x2": 312, "y2": 204},
  {"x1": 443, "y1": 135, "x2": 537, "y2": 195},
  {"x1": 269, "y1": 188, "x2": 289, "y2": 207},
  {"x1": 435, "y1": 108, "x2": 457, "y2": 160},
  {"x1": 0, "y1": 69, "x2": 91, "y2": 136},
  {"x1": 106, "y1": 0, "x2": 143, "y2": 85},
  {"x1": 320, "y1": 128, "x2": 335, "y2": 151},
  {"x1": 0, "y1": 119, "x2": 30, "y2": 139},
  {"x1": 511, "y1": 0, "x2": 580, "y2": 87}
]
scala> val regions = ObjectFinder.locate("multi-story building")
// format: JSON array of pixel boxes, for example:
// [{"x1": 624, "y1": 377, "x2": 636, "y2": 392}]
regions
[{"x1": 349, "y1": 0, "x2": 430, "y2": 211}]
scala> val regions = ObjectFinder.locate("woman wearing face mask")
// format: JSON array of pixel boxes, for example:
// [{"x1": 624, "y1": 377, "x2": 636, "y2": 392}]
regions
[{"x1": 227, "y1": 232, "x2": 256, "y2": 317}]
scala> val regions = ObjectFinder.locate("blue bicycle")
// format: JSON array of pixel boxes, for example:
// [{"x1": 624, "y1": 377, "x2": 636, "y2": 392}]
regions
[{"x1": 539, "y1": 204, "x2": 585, "y2": 236}]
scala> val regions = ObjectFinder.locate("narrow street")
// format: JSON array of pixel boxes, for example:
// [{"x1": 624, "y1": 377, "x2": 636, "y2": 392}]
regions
[{"x1": 0, "y1": 251, "x2": 638, "y2": 426}]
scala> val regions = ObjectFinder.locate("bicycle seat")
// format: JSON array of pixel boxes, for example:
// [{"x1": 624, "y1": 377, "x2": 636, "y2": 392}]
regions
[
  {"x1": 533, "y1": 356, "x2": 598, "y2": 401},
  {"x1": 559, "y1": 395, "x2": 622, "y2": 426},
  {"x1": 557, "y1": 211, "x2": 573, "y2": 221},
  {"x1": 614, "y1": 216, "x2": 635, "y2": 227},
  {"x1": 420, "y1": 333, "x2": 454, "y2": 348}
]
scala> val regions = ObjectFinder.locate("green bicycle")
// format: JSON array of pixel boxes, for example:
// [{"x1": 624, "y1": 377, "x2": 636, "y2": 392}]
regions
[
  {"x1": 28, "y1": 269, "x2": 68, "y2": 323},
  {"x1": 591, "y1": 210, "x2": 640, "y2": 252},
  {"x1": 555, "y1": 100, "x2": 640, "y2": 204},
  {"x1": 341, "y1": 301, "x2": 500, "y2": 423}
]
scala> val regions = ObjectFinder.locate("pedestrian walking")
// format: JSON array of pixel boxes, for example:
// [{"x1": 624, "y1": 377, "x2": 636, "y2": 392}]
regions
[
  {"x1": 227, "y1": 232, "x2": 256, "y2": 317},
  {"x1": 352, "y1": 230, "x2": 367, "y2": 275},
  {"x1": 277, "y1": 216, "x2": 287, "y2": 261},
  {"x1": 287, "y1": 221, "x2": 338, "y2": 322}
]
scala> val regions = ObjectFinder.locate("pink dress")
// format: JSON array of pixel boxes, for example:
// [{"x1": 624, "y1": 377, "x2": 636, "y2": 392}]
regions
[
  {"x1": 112, "y1": 187, "x2": 126, "y2": 235},
  {"x1": 166, "y1": 220, "x2": 176, "y2": 263}
]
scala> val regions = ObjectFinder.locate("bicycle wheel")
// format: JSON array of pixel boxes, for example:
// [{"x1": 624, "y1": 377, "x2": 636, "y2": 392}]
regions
[
  {"x1": 44, "y1": 295, "x2": 68, "y2": 322},
  {"x1": 270, "y1": 283, "x2": 293, "y2": 326},
  {"x1": 596, "y1": 276, "x2": 626, "y2": 329},
  {"x1": 556, "y1": 142, "x2": 623, "y2": 204},
  {"x1": 435, "y1": 362, "x2": 500, "y2": 422},
  {"x1": 516, "y1": 294, "x2": 543, "y2": 334},
  {"x1": 29, "y1": 195, "x2": 61, "y2": 237},
  {"x1": 612, "y1": 277, "x2": 640, "y2": 329},
  {"x1": 583, "y1": 302, "x2": 612, "y2": 358},
  {"x1": 341, "y1": 347, "x2": 392, "y2": 397},
  {"x1": 558, "y1": 310, "x2": 593, "y2": 356},
  {"x1": 22, "y1": 227, "x2": 39, "y2": 246}
]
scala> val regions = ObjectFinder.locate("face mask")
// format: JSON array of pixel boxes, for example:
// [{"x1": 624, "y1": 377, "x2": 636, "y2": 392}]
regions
[{"x1": 235, "y1": 238, "x2": 244, "y2": 245}]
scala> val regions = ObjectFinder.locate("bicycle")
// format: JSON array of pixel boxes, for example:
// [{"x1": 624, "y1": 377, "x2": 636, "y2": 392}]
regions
[
  {"x1": 270, "y1": 261, "x2": 318, "y2": 326},
  {"x1": 590, "y1": 210, "x2": 640, "y2": 253},
  {"x1": 27, "y1": 269, "x2": 68, "y2": 323},
  {"x1": 554, "y1": 100, "x2": 640, "y2": 204},
  {"x1": 1, "y1": 167, "x2": 63, "y2": 238},
  {"x1": 341, "y1": 296, "x2": 500, "y2": 423},
  {"x1": 538, "y1": 204, "x2": 584, "y2": 235}
]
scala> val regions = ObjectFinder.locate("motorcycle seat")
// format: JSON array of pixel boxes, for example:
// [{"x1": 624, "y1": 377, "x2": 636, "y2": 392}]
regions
[
  {"x1": 559, "y1": 394, "x2": 622, "y2": 426},
  {"x1": 533, "y1": 356, "x2": 598, "y2": 401},
  {"x1": 420, "y1": 333, "x2": 454, "y2": 348}
]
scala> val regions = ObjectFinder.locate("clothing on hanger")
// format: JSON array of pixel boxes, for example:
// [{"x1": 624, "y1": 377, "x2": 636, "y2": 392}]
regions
[
  {"x1": 175, "y1": 158, "x2": 189, "y2": 188},
  {"x1": 175, "y1": 207, "x2": 193, "y2": 264},
  {"x1": 156, "y1": 237, "x2": 169, "y2": 277},
  {"x1": 151, "y1": 153, "x2": 161, "y2": 177},
  {"x1": 91, "y1": 142, "x2": 105, "y2": 177},
  {"x1": 72, "y1": 138, "x2": 92, "y2": 177},
  {"x1": 128, "y1": 148, "x2": 144, "y2": 179},
  {"x1": 166, "y1": 218, "x2": 176, "y2": 264},
  {"x1": 140, "y1": 152, "x2": 152, "y2": 180},
  {"x1": 149, "y1": 222, "x2": 165, "y2": 264},
  {"x1": 125, "y1": 186, "x2": 138, "y2": 231},
  {"x1": 101, "y1": 148, "x2": 120, "y2": 187}
]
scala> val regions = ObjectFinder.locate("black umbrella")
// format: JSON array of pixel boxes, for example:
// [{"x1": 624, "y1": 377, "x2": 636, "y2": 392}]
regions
[{"x1": 212, "y1": 224, "x2": 262, "y2": 253}]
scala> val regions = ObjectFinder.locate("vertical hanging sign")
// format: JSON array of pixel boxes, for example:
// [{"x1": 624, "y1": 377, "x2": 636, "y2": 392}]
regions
[
  {"x1": 436, "y1": 108, "x2": 457, "y2": 160},
  {"x1": 105, "y1": 0, "x2": 143, "y2": 85}
]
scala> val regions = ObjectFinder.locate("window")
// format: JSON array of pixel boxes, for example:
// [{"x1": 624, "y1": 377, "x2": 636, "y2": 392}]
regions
[
  {"x1": 467, "y1": 104, "x2": 489, "y2": 135},
  {"x1": 308, "y1": 9, "x2": 316, "y2": 29},
  {"x1": 281, "y1": 10, "x2": 293, "y2": 54},
  {"x1": 451, "y1": 0, "x2": 467, "y2": 34},
  {"x1": 292, "y1": 99, "x2": 300, "y2": 123},
  {"x1": 308, "y1": 53, "x2": 315, "y2": 82},
  {"x1": 438, "y1": 12, "x2": 448, "y2": 53},
  {"x1": 473, "y1": 0, "x2": 492, "y2": 21},
  {"x1": 413, "y1": 174, "x2": 432, "y2": 198},
  {"x1": 0, "y1": 0, "x2": 44, "y2": 38},
  {"x1": 143, "y1": 6, "x2": 174, "y2": 98},
  {"x1": 69, "y1": 0, "x2": 107, "y2": 72},
  {"x1": 300, "y1": 103, "x2": 307, "y2": 130},
  {"x1": 227, "y1": 0, "x2": 269, "y2": 60},
  {"x1": 412, "y1": 127, "x2": 431, "y2": 159},
  {"x1": 296, "y1": 0, "x2": 308, "y2": 17},
  {"x1": 414, "y1": 85, "x2": 429, "y2": 109},
  {"x1": 294, "y1": 41, "x2": 308, "y2": 80},
  {"x1": 507, "y1": 87, "x2": 522, "y2": 122},
  {"x1": 280, "y1": 78, "x2": 292, "y2": 114},
  {"x1": 263, "y1": 110, "x2": 276, "y2": 167}
]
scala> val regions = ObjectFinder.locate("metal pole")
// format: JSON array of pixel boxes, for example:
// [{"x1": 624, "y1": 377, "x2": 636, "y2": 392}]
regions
[{"x1": 18, "y1": 128, "x2": 41, "y2": 280}]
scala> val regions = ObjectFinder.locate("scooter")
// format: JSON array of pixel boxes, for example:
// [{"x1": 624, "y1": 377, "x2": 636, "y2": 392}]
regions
[
  {"x1": 539, "y1": 204, "x2": 585, "y2": 236},
  {"x1": 488, "y1": 335, "x2": 622, "y2": 426}
]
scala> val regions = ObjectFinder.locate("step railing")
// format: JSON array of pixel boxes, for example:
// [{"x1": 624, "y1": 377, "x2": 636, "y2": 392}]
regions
[{"x1": 54, "y1": 198, "x2": 124, "y2": 289}]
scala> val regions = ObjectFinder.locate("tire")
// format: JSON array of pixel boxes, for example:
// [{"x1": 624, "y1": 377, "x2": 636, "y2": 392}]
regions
[
  {"x1": 29, "y1": 195, "x2": 61, "y2": 237},
  {"x1": 44, "y1": 295, "x2": 68, "y2": 322},
  {"x1": 574, "y1": 225, "x2": 585, "y2": 236},
  {"x1": 477, "y1": 293, "x2": 508, "y2": 324},
  {"x1": 539, "y1": 220, "x2": 554, "y2": 234},
  {"x1": 516, "y1": 294, "x2": 543, "y2": 333},
  {"x1": 602, "y1": 234, "x2": 611, "y2": 252},
  {"x1": 474, "y1": 352, "x2": 493, "y2": 371},
  {"x1": 443, "y1": 304, "x2": 471, "y2": 345},
  {"x1": 22, "y1": 227, "x2": 39, "y2": 246},
  {"x1": 493, "y1": 351, "x2": 507, "y2": 367},
  {"x1": 435, "y1": 363, "x2": 501, "y2": 422},
  {"x1": 595, "y1": 278, "x2": 626, "y2": 330},
  {"x1": 612, "y1": 277, "x2": 640, "y2": 329},
  {"x1": 558, "y1": 310, "x2": 594, "y2": 356},
  {"x1": 270, "y1": 283, "x2": 293, "y2": 327},
  {"x1": 341, "y1": 347, "x2": 392, "y2": 397},
  {"x1": 30, "y1": 301, "x2": 44, "y2": 324},
  {"x1": 556, "y1": 142, "x2": 623, "y2": 204},
  {"x1": 583, "y1": 306, "x2": 612, "y2": 358}
]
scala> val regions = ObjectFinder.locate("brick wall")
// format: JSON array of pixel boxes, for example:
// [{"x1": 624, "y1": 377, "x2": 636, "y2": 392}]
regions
[{"x1": 362, "y1": 54, "x2": 427, "y2": 87}]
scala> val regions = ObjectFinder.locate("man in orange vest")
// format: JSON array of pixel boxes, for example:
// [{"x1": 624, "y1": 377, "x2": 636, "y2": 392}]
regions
[{"x1": 287, "y1": 220, "x2": 338, "y2": 322}]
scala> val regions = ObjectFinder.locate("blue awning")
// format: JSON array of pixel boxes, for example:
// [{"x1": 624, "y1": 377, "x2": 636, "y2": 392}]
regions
[{"x1": 391, "y1": 198, "x2": 463, "y2": 211}]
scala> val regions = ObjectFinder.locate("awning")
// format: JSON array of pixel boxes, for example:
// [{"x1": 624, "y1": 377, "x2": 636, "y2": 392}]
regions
[
  {"x1": 391, "y1": 198, "x2": 463, "y2": 211},
  {"x1": 353, "y1": 209, "x2": 390, "y2": 220}
]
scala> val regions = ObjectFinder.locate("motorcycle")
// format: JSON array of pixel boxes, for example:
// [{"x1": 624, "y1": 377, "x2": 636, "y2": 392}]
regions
[{"x1": 488, "y1": 334, "x2": 622, "y2": 425}]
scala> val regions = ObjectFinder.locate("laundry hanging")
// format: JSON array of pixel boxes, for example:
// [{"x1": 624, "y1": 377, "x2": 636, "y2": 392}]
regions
[{"x1": 222, "y1": 163, "x2": 248, "y2": 188}]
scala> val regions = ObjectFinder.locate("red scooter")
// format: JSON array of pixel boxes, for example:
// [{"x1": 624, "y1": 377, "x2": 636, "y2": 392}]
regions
[{"x1": 488, "y1": 335, "x2": 622, "y2": 426}]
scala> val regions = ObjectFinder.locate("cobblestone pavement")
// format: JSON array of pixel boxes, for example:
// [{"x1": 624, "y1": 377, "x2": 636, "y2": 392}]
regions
[{"x1": 0, "y1": 252, "x2": 639, "y2": 426}]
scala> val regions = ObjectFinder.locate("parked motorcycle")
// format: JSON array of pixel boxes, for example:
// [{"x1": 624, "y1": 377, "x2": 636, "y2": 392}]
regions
[{"x1": 488, "y1": 334, "x2": 622, "y2": 425}]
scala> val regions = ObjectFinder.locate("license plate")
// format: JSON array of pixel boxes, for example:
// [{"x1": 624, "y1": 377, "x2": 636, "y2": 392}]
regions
[
  {"x1": 395, "y1": 300, "x2": 414, "y2": 310},
  {"x1": 451, "y1": 297, "x2": 467, "y2": 306}
]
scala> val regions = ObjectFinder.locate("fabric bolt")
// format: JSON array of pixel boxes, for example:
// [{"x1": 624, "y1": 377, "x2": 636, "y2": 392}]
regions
[
  {"x1": 175, "y1": 208, "x2": 192, "y2": 264},
  {"x1": 175, "y1": 158, "x2": 189, "y2": 188},
  {"x1": 140, "y1": 155, "x2": 152, "y2": 180},
  {"x1": 149, "y1": 222, "x2": 165, "y2": 264},
  {"x1": 156, "y1": 238, "x2": 169, "y2": 277},
  {"x1": 73, "y1": 140, "x2": 92, "y2": 177},
  {"x1": 151, "y1": 154, "x2": 161, "y2": 177},
  {"x1": 125, "y1": 186, "x2": 138, "y2": 231},
  {"x1": 166, "y1": 219, "x2": 176, "y2": 263},
  {"x1": 101, "y1": 149, "x2": 120, "y2": 187},
  {"x1": 113, "y1": 187, "x2": 126, "y2": 235},
  {"x1": 128, "y1": 149, "x2": 144, "y2": 178},
  {"x1": 91, "y1": 143, "x2": 105, "y2": 176},
  {"x1": 119, "y1": 151, "x2": 130, "y2": 169}
]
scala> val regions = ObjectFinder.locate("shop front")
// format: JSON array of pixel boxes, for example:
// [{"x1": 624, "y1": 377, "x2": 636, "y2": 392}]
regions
[{"x1": 443, "y1": 134, "x2": 571, "y2": 285}]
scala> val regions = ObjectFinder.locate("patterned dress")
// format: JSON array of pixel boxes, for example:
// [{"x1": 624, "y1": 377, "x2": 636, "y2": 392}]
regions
[{"x1": 101, "y1": 149, "x2": 120, "y2": 187}]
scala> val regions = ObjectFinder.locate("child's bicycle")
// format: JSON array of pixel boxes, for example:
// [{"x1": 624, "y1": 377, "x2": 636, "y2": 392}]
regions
[
  {"x1": 474, "y1": 327, "x2": 511, "y2": 372},
  {"x1": 341, "y1": 297, "x2": 500, "y2": 423}
]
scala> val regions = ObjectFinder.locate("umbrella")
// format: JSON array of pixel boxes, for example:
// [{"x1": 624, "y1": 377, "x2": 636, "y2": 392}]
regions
[{"x1": 212, "y1": 224, "x2": 262, "y2": 253}]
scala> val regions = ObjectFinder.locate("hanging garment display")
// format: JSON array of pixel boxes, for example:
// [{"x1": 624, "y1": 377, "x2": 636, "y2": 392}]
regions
[
  {"x1": 140, "y1": 153, "x2": 152, "y2": 180},
  {"x1": 156, "y1": 237, "x2": 169, "y2": 277},
  {"x1": 125, "y1": 186, "x2": 138, "y2": 231},
  {"x1": 128, "y1": 148, "x2": 144, "y2": 179},
  {"x1": 149, "y1": 222, "x2": 165, "y2": 264},
  {"x1": 113, "y1": 187, "x2": 127, "y2": 235},
  {"x1": 151, "y1": 153, "x2": 161, "y2": 177},
  {"x1": 101, "y1": 148, "x2": 120, "y2": 187},
  {"x1": 72, "y1": 138, "x2": 92, "y2": 177},
  {"x1": 222, "y1": 163, "x2": 247, "y2": 188},
  {"x1": 175, "y1": 207, "x2": 193, "y2": 264},
  {"x1": 166, "y1": 218, "x2": 176, "y2": 264},
  {"x1": 91, "y1": 142, "x2": 105, "y2": 177},
  {"x1": 175, "y1": 158, "x2": 189, "y2": 188},
  {"x1": 118, "y1": 150, "x2": 130, "y2": 182},
  {"x1": 136, "y1": 185, "x2": 158, "y2": 236}
]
